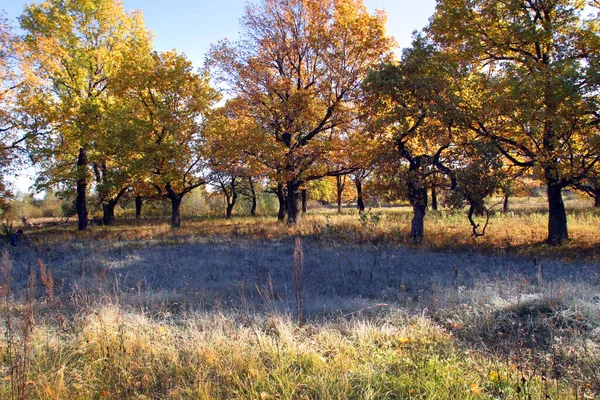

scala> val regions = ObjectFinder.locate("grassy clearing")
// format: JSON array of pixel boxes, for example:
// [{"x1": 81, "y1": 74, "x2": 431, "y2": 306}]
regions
[
  {"x1": 23, "y1": 198, "x2": 600, "y2": 261},
  {"x1": 0, "y1": 199, "x2": 599, "y2": 398}
]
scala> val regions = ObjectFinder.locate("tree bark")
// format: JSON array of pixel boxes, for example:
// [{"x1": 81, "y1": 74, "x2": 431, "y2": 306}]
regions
[
  {"x1": 249, "y1": 177, "x2": 257, "y2": 216},
  {"x1": 301, "y1": 189, "x2": 307, "y2": 213},
  {"x1": 411, "y1": 201, "x2": 426, "y2": 243},
  {"x1": 336, "y1": 176, "x2": 345, "y2": 214},
  {"x1": 101, "y1": 188, "x2": 128, "y2": 226},
  {"x1": 594, "y1": 186, "x2": 600, "y2": 207},
  {"x1": 407, "y1": 170, "x2": 427, "y2": 244},
  {"x1": 503, "y1": 194, "x2": 510, "y2": 213},
  {"x1": 355, "y1": 176, "x2": 365, "y2": 214},
  {"x1": 165, "y1": 184, "x2": 183, "y2": 229},
  {"x1": 169, "y1": 196, "x2": 182, "y2": 229},
  {"x1": 431, "y1": 184, "x2": 438, "y2": 211},
  {"x1": 225, "y1": 190, "x2": 237, "y2": 219},
  {"x1": 102, "y1": 202, "x2": 116, "y2": 226},
  {"x1": 547, "y1": 181, "x2": 568, "y2": 244},
  {"x1": 286, "y1": 180, "x2": 302, "y2": 225},
  {"x1": 276, "y1": 183, "x2": 286, "y2": 222},
  {"x1": 76, "y1": 147, "x2": 89, "y2": 231},
  {"x1": 135, "y1": 196, "x2": 143, "y2": 219}
]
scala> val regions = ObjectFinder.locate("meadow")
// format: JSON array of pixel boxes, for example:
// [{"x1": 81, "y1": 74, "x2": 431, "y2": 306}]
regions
[{"x1": 0, "y1": 197, "x2": 599, "y2": 399}]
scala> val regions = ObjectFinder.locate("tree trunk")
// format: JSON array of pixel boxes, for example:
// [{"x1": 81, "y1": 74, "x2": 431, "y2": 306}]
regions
[
  {"x1": 76, "y1": 147, "x2": 89, "y2": 231},
  {"x1": 355, "y1": 176, "x2": 365, "y2": 214},
  {"x1": 286, "y1": 180, "x2": 301, "y2": 225},
  {"x1": 431, "y1": 184, "x2": 438, "y2": 211},
  {"x1": 301, "y1": 189, "x2": 307, "y2": 213},
  {"x1": 336, "y1": 176, "x2": 345, "y2": 214},
  {"x1": 102, "y1": 202, "x2": 116, "y2": 226},
  {"x1": 407, "y1": 170, "x2": 427, "y2": 244},
  {"x1": 594, "y1": 186, "x2": 600, "y2": 207},
  {"x1": 411, "y1": 202, "x2": 426, "y2": 244},
  {"x1": 469, "y1": 197, "x2": 485, "y2": 217},
  {"x1": 226, "y1": 190, "x2": 237, "y2": 219},
  {"x1": 170, "y1": 196, "x2": 182, "y2": 229},
  {"x1": 249, "y1": 178, "x2": 257, "y2": 216},
  {"x1": 135, "y1": 196, "x2": 143, "y2": 219},
  {"x1": 165, "y1": 184, "x2": 183, "y2": 229},
  {"x1": 547, "y1": 181, "x2": 568, "y2": 244},
  {"x1": 101, "y1": 188, "x2": 128, "y2": 226},
  {"x1": 503, "y1": 194, "x2": 510, "y2": 213},
  {"x1": 276, "y1": 183, "x2": 286, "y2": 222}
]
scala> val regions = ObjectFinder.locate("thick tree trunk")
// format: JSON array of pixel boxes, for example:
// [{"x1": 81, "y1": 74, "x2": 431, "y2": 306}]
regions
[
  {"x1": 594, "y1": 186, "x2": 600, "y2": 207},
  {"x1": 226, "y1": 191, "x2": 237, "y2": 219},
  {"x1": 101, "y1": 188, "x2": 128, "y2": 226},
  {"x1": 431, "y1": 184, "x2": 438, "y2": 211},
  {"x1": 407, "y1": 172, "x2": 427, "y2": 244},
  {"x1": 102, "y1": 202, "x2": 116, "y2": 226},
  {"x1": 503, "y1": 194, "x2": 510, "y2": 213},
  {"x1": 411, "y1": 202, "x2": 426, "y2": 243},
  {"x1": 547, "y1": 181, "x2": 568, "y2": 244},
  {"x1": 170, "y1": 196, "x2": 182, "y2": 229},
  {"x1": 276, "y1": 183, "x2": 286, "y2": 222},
  {"x1": 542, "y1": 90, "x2": 568, "y2": 244},
  {"x1": 355, "y1": 176, "x2": 365, "y2": 214},
  {"x1": 286, "y1": 180, "x2": 302, "y2": 225},
  {"x1": 228, "y1": 177, "x2": 238, "y2": 218},
  {"x1": 76, "y1": 147, "x2": 89, "y2": 231},
  {"x1": 301, "y1": 189, "x2": 307, "y2": 213},
  {"x1": 135, "y1": 196, "x2": 143, "y2": 219},
  {"x1": 164, "y1": 183, "x2": 183, "y2": 229}
]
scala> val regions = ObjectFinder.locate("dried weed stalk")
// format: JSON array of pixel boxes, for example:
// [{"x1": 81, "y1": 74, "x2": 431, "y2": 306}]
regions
[{"x1": 293, "y1": 236, "x2": 304, "y2": 325}]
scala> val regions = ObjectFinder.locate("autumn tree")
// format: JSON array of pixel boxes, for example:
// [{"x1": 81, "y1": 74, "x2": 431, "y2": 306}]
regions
[
  {"x1": 208, "y1": 0, "x2": 393, "y2": 224},
  {"x1": 91, "y1": 97, "x2": 149, "y2": 225},
  {"x1": 125, "y1": 50, "x2": 219, "y2": 228},
  {"x1": 444, "y1": 139, "x2": 507, "y2": 237},
  {"x1": 363, "y1": 37, "x2": 459, "y2": 243},
  {"x1": 18, "y1": 0, "x2": 152, "y2": 230},
  {"x1": 204, "y1": 100, "x2": 267, "y2": 218},
  {"x1": 429, "y1": 0, "x2": 600, "y2": 244},
  {"x1": 0, "y1": 14, "x2": 19, "y2": 214}
]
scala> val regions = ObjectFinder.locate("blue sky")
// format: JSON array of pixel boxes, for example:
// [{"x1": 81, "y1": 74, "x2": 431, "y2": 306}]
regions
[
  {"x1": 3, "y1": 0, "x2": 436, "y2": 67},
  {"x1": 2, "y1": 0, "x2": 436, "y2": 193}
]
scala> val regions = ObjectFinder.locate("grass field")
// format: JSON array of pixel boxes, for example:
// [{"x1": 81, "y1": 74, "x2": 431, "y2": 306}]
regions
[{"x1": 0, "y1": 198, "x2": 599, "y2": 398}]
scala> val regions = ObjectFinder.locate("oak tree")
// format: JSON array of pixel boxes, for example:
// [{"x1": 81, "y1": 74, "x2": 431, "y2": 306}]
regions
[
  {"x1": 18, "y1": 0, "x2": 152, "y2": 230},
  {"x1": 125, "y1": 51, "x2": 219, "y2": 228},
  {"x1": 208, "y1": 0, "x2": 393, "y2": 224},
  {"x1": 364, "y1": 37, "x2": 459, "y2": 243},
  {"x1": 429, "y1": 0, "x2": 600, "y2": 244}
]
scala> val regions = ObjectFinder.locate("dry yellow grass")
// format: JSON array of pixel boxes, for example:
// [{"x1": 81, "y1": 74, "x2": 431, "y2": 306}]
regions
[{"x1": 19, "y1": 197, "x2": 600, "y2": 261}]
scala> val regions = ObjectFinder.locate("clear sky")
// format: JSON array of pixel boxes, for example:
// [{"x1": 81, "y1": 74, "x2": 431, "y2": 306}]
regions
[{"x1": 2, "y1": 0, "x2": 437, "y2": 193}]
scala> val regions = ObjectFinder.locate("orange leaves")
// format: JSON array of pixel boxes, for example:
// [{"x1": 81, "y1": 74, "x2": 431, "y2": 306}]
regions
[{"x1": 208, "y1": 0, "x2": 393, "y2": 195}]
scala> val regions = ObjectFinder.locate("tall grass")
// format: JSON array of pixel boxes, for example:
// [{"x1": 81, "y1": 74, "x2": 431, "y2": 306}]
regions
[{"x1": 0, "y1": 304, "x2": 591, "y2": 399}]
